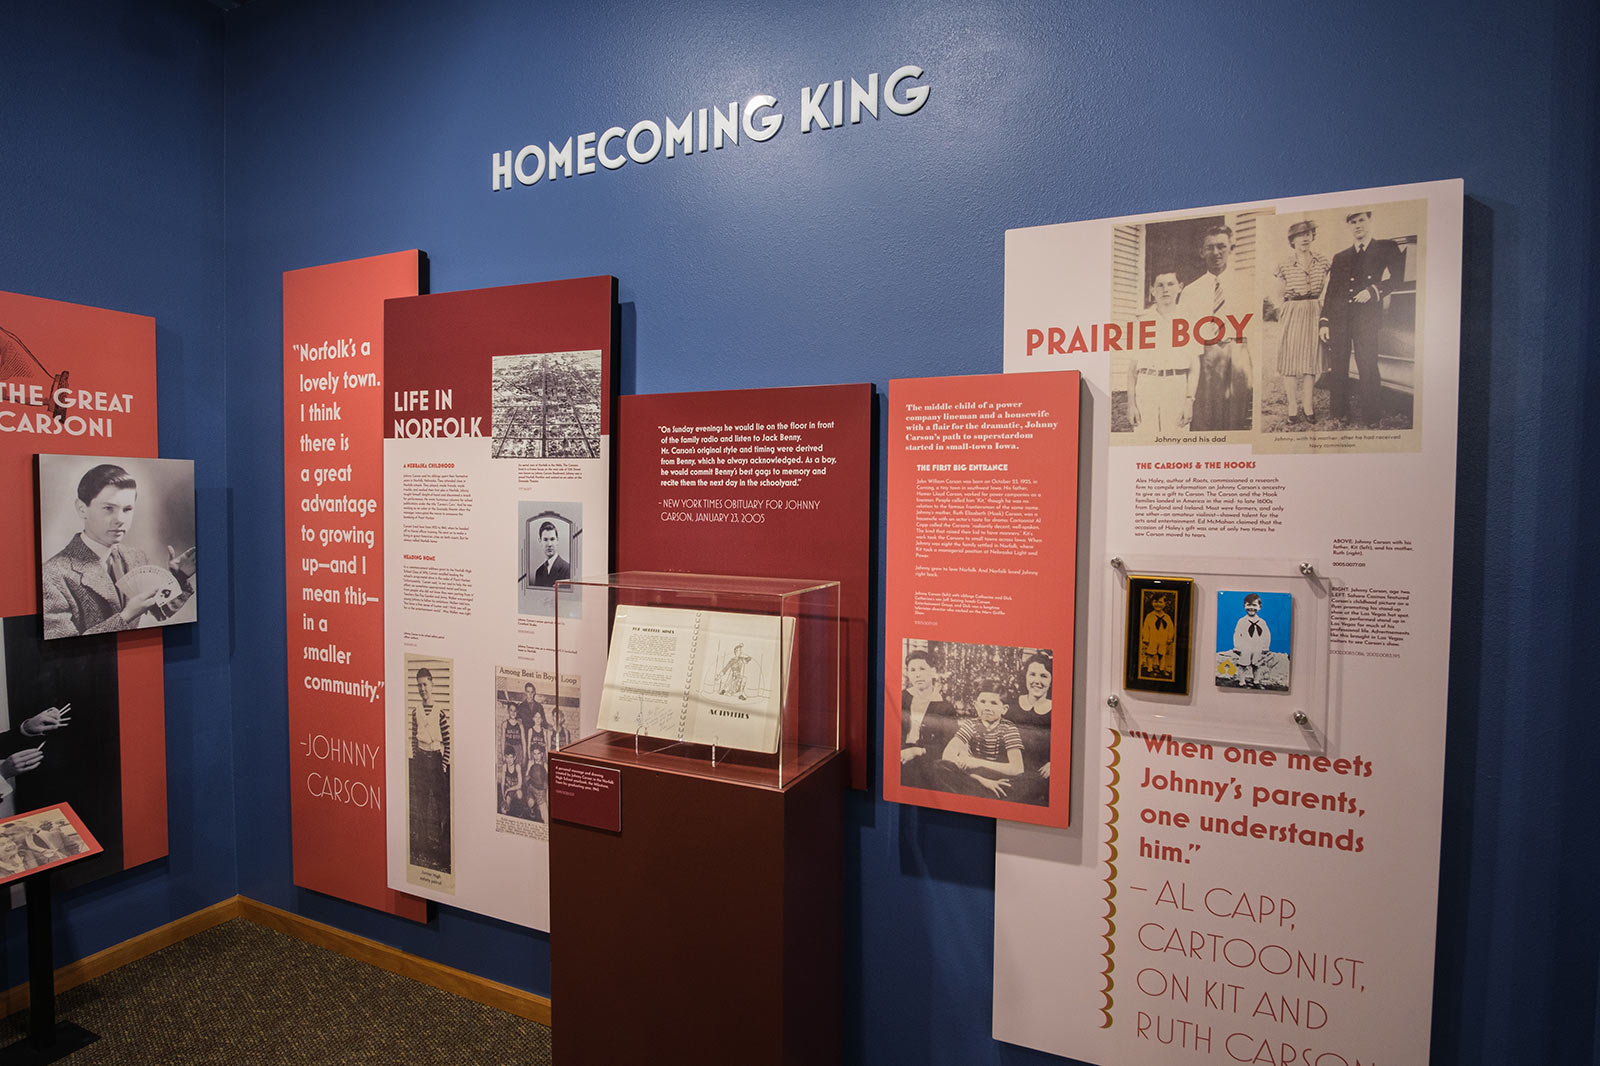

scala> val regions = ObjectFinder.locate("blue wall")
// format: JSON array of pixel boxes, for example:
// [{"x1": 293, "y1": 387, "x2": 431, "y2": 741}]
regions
[{"x1": 7, "y1": 0, "x2": 1600, "y2": 1063}]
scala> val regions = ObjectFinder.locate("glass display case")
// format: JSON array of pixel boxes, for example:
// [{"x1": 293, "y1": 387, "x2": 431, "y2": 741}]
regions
[{"x1": 554, "y1": 571, "x2": 841, "y2": 790}]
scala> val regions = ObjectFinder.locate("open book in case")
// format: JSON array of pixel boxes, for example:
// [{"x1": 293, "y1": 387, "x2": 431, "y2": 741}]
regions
[{"x1": 555, "y1": 572, "x2": 840, "y2": 790}]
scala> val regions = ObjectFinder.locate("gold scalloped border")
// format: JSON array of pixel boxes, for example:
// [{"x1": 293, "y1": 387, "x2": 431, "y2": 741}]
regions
[{"x1": 1099, "y1": 727, "x2": 1122, "y2": 1028}]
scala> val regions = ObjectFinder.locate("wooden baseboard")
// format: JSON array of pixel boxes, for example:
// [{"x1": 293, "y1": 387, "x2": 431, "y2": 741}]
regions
[
  {"x1": 234, "y1": 898, "x2": 552, "y2": 1026},
  {"x1": 4, "y1": 895, "x2": 553, "y2": 1028},
  {"x1": 2, "y1": 895, "x2": 244, "y2": 1015}
]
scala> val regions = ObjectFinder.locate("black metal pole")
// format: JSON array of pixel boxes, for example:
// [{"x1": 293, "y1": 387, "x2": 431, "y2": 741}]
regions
[{"x1": 23, "y1": 875, "x2": 54, "y2": 1050}]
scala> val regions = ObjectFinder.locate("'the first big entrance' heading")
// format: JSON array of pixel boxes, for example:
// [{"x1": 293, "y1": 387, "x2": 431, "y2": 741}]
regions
[{"x1": 490, "y1": 65, "x2": 929, "y2": 191}]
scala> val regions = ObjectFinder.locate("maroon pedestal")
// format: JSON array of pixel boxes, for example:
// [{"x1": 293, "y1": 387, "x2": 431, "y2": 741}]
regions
[{"x1": 549, "y1": 744, "x2": 844, "y2": 1066}]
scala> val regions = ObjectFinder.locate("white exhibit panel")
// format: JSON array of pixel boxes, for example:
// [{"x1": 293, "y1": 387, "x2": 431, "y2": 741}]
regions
[
  {"x1": 997, "y1": 180, "x2": 1462, "y2": 1065},
  {"x1": 380, "y1": 279, "x2": 617, "y2": 931}
]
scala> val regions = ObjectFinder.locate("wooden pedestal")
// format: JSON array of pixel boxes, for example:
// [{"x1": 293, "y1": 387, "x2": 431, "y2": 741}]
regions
[{"x1": 549, "y1": 746, "x2": 844, "y2": 1066}]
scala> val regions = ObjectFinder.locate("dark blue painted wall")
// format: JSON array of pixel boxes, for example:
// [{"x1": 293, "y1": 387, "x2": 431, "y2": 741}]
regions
[
  {"x1": 0, "y1": 0, "x2": 235, "y2": 975},
  {"x1": 7, "y1": 0, "x2": 1600, "y2": 1063}
]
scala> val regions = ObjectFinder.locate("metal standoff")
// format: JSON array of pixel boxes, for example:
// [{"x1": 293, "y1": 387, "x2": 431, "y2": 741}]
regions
[
  {"x1": 1294, "y1": 710, "x2": 1309, "y2": 726},
  {"x1": 1106, "y1": 694, "x2": 1121, "y2": 709},
  {"x1": 1299, "y1": 561, "x2": 1316, "y2": 577},
  {"x1": 1110, "y1": 557, "x2": 1125, "y2": 571}
]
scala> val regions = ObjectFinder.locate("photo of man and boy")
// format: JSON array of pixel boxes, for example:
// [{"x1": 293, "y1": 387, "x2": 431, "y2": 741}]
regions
[{"x1": 1112, "y1": 213, "x2": 1262, "y2": 443}]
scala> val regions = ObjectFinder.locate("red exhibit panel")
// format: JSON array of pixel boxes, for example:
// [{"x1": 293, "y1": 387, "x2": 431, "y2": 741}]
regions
[
  {"x1": 383, "y1": 276, "x2": 617, "y2": 440},
  {"x1": 882, "y1": 371, "x2": 1080, "y2": 826},
  {"x1": 615, "y1": 384, "x2": 874, "y2": 787},
  {"x1": 284, "y1": 251, "x2": 426, "y2": 920},
  {"x1": 0, "y1": 289, "x2": 167, "y2": 878}
]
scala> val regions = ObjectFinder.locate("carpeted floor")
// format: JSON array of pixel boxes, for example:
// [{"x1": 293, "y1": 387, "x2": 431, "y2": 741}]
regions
[{"x1": 0, "y1": 919, "x2": 553, "y2": 1065}]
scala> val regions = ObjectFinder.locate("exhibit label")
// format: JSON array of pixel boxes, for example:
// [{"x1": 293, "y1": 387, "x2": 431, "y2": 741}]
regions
[
  {"x1": 283, "y1": 251, "x2": 426, "y2": 921},
  {"x1": 489, "y1": 65, "x2": 928, "y2": 192},
  {"x1": 549, "y1": 761, "x2": 620, "y2": 834}
]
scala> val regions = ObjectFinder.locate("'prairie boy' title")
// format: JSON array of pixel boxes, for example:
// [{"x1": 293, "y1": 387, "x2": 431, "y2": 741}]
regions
[{"x1": 1024, "y1": 312, "x2": 1253, "y2": 357}]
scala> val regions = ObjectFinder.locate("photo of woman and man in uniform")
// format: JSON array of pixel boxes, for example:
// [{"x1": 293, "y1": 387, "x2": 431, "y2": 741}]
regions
[
  {"x1": 36, "y1": 455, "x2": 197, "y2": 640},
  {"x1": 0, "y1": 803, "x2": 99, "y2": 885},
  {"x1": 1215, "y1": 590, "x2": 1293, "y2": 692},
  {"x1": 1257, "y1": 201, "x2": 1423, "y2": 434},
  {"x1": 1112, "y1": 200, "x2": 1423, "y2": 442},
  {"x1": 897, "y1": 640, "x2": 1054, "y2": 807},
  {"x1": 494, "y1": 668, "x2": 575, "y2": 834},
  {"x1": 405, "y1": 655, "x2": 453, "y2": 890}
]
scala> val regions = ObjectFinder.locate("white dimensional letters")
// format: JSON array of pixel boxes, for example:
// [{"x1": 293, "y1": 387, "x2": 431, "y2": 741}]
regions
[{"x1": 490, "y1": 64, "x2": 929, "y2": 190}]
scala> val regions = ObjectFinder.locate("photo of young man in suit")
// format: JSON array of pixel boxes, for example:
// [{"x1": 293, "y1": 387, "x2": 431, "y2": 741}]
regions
[
  {"x1": 39, "y1": 459, "x2": 196, "y2": 640},
  {"x1": 529, "y1": 521, "x2": 571, "y2": 587},
  {"x1": 517, "y1": 503, "x2": 583, "y2": 618}
]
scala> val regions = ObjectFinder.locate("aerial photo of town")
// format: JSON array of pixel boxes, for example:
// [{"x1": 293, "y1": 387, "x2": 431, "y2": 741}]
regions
[{"x1": 490, "y1": 350, "x2": 603, "y2": 459}]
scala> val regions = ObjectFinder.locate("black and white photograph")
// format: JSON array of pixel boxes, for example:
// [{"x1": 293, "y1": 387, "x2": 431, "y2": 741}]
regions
[
  {"x1": 493, "y1": 666, "x2": 575, "y2": 839},
  {"x1": 36, "y1": 454, "x2": 197, "y2": 641},
  {"x1": 1109, "y1": 211, "x2": 1266, "y2": 443},
  {"x1": 896, "y1": 639, "x2": 1054, "y2": 808},
  {"x1": 2, "y1": 613, "x2": 124, "y2": 888},
  {"x1": 490, "y1": 349, "x2": 603, "y2": 459},
  {"x1": 404, "y1": 652, "x2": 454, "y2": 893},
  {"x1": 1256, "y1": 199, "x2": 1426, "y2": 442},
  {"x1": 517, "y1": 501, "x2": 583, "y2": 618}
]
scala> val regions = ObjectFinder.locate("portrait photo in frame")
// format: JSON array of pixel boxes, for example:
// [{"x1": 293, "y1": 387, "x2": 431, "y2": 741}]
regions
[{"x1": 1123, "y1": 574, "x2": 1194, "y2": 696}]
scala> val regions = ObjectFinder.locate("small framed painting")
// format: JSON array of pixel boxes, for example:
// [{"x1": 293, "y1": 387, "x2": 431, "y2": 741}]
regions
[
  {"x1": 1123, "y1": 575, "x2": 1194, "y2": 696},
  {"x1": 1215, "y1": 590, "x2": 1293, "y2": 691}
]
